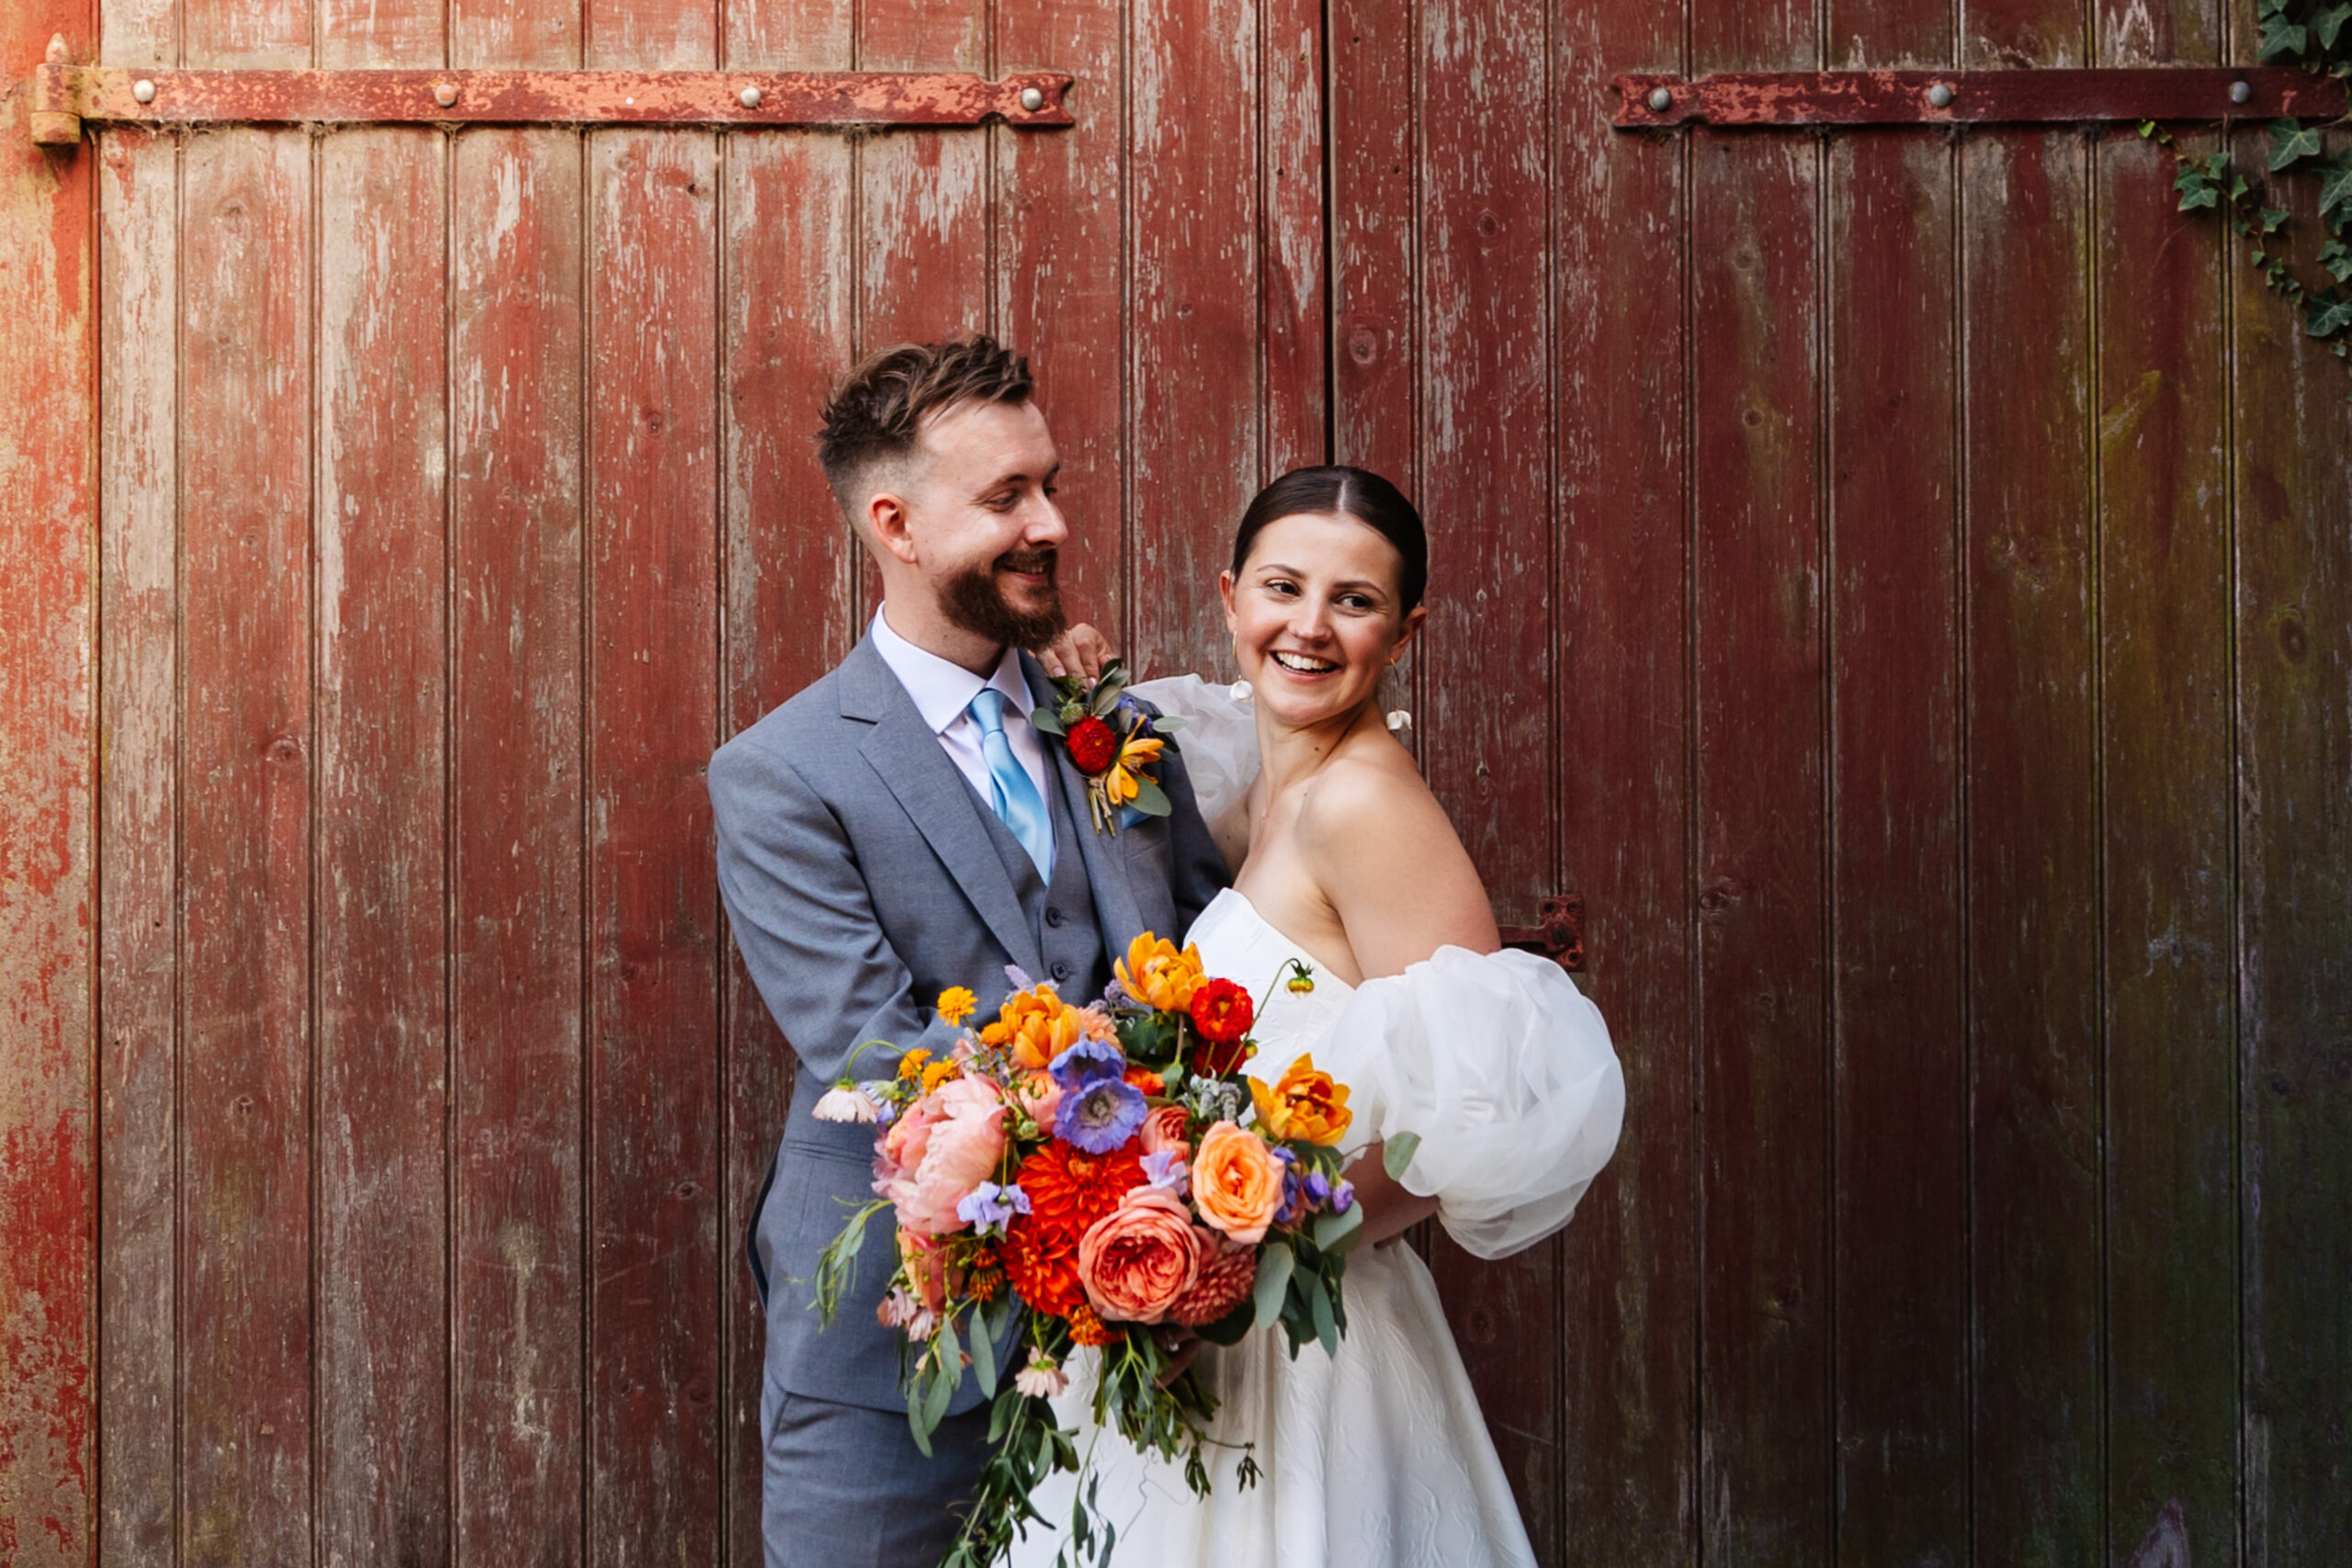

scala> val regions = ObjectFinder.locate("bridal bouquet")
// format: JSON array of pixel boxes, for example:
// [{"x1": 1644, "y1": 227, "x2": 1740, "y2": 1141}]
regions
[{"x1": 809, "y1": 935, "x2": 1391, "y2": 1567}]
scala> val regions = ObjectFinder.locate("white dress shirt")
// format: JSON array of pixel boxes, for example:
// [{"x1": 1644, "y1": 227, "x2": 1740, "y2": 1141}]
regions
[{"x1": 869, "y1": 606, "x2": 1055, "y2": 813}]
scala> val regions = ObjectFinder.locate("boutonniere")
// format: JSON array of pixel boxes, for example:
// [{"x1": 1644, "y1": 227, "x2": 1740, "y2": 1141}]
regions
[{"x1": 1028, "y1": 658, "x2": 1185, "y2": 834}]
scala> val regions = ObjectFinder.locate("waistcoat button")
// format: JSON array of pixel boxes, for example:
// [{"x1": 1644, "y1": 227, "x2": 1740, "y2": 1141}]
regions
[
  {"x1": 1045, "y1": 905, "x2": 1065, "y2": 928},
  {"x1": 1050, "y1": 961, "x2": 1071, "y2": 982}
]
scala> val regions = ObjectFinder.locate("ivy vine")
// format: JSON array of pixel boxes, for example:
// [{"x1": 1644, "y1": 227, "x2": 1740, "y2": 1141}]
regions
[{"x1": 2143, "y1": 0, "x2": 2352, "y2": 379}]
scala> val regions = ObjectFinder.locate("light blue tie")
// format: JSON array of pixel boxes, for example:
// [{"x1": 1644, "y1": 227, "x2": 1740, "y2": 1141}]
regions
[{"x1": 967, "y1": 687, "x2": 1054, "y2": 882}]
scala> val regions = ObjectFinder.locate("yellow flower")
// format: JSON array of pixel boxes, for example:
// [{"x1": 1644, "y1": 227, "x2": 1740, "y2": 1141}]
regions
[
  {"x1": 1250, "y1": 1054, "x2": 1351, "y2": 1146},
  {"x1": 937, "y1": 987, "x2": 978, "y2": 1027},
  {"x1": 897, "y1": 1048, "x2": 933, "y2": 1082},
  {"x1": 1115, "y1": 932, "x2": 1204, "y2": 1012},
  {"x1": 921, "y1": 1058, "x2": 961, "y2": 1094},
  {"x1": 1103, "y1": 732, "x2": 1166, "y2": 807},
  {"x1": 980, "y1": 987, "x2": 1087, "y2": 1070}
]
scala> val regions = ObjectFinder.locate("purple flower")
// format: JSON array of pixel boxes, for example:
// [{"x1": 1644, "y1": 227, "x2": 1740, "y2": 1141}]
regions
[
  {"x1": 1139, "y1": 1148, "x2": 1191, "y2": 1193},
  {"x1": 1004, "y1": 964, "x2": 1037, "y2": 993},
  {"x1": 956, "y1": 1180, "x2": 1032, "y2": 1237},
  {"x1": 1303, "y1": 1170, "x2": 1331, "y2": 1208},
  {"x1": 1048, "y1": 1037, "x2": 1125, "y2": 1091},
  {"x1": 1056, "y1": 1077, "x2": 1148, "y2": 1154},
  {"x1": 1331, "y1": 1179, "x2": 1355, "y2": 1213}
]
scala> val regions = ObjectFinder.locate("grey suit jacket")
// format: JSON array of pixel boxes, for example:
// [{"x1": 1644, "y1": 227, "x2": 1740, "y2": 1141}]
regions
[{"x1": 709, "y1": 635, "x2": 1228, "y2": 1413}]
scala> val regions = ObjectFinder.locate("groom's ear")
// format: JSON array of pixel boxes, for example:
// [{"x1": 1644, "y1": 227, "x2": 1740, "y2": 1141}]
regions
[{"x1": 865, "y1": 487, "x2": 922, "y2": 567}]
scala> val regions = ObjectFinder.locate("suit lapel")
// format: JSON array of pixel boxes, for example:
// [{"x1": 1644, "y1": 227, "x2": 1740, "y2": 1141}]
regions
[
  {"x1": 844, "y1": 639, "x2": 1044, "y2": 977},
  {"x1": 1025, "y1": 655, "x2": 1148, "y2": 950}
]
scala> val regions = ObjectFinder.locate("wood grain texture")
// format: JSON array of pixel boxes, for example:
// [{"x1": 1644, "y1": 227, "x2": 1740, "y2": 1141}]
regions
[
  {"x1": 450, "y1": 122, "x2": 590, "y2": 1568},
  {"x1": 0, "y1": 1, "x2": 96, "y2": 1561},
  {"x1": 1129, "y1": 0, "x2": 1262, "y2": 675},
  {"x1": 1961, "y1": 129, "x2": 2106, "y2": 1568},
  {"x1": 858, "y1": 0, "x2": 990, "y2": 347},
  {"x1": 1411, "y1": 0, "x2": 1563, "y2": 1551},
  {"x1": 1553, "y1": 0, "x2": 1695, "y2": 1553},
  {"x1": 1824, "y1": 126, "x2": 1968, "y2": 1568},
  {"x1": 2097, "y1": 125, "x2": 2241, "y2": 1566},
  {"x1": 1690, "y1": 127, "x2": 1830, "y2": 1568},
  {"x1": 176, "y1": 126, "x2": 313, "y2": 1568},
  {"x1": 96, "y1": 125, "x2": 179, "y2": 1568},
  {"x1": 312, "y1": 124, "x2": 450, "y2": 1568},
  {"x1": 996, "y1": 0, "x2": 1127, "y2": 637},
  {"x1": 1261, "y1": 0, "x2": 1327, "y2": 476},
  {"x1": 2232, "y1": 124, "x2": 2352, "y2": 1568},
  {"x1": 587, "y1": 126, "x2": 726, "y2": 1568},
  {"x1": 721, "y1": 6, "x2": 857, "y2": 1557}
]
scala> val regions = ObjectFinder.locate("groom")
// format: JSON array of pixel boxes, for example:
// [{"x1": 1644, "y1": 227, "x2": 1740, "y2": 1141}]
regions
[{"x1": 708, "y1": 334, "x2": 1227, "y2": 1567}]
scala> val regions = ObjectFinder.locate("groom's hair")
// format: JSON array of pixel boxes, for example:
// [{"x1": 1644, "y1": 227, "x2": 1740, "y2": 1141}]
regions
[{"x1": 817, "y1": 333, "x2": 1034, "y2": 520}]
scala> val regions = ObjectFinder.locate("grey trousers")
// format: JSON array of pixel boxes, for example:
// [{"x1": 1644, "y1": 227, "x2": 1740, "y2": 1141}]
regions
[{"x1": 762, "y1": 1376, "x2": 994, "y2": 1568}]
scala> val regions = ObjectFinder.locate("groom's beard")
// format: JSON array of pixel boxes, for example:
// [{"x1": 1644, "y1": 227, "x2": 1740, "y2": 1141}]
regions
[{"x1": 939, "y1": 548, "x2": 1068, "y2": 651}]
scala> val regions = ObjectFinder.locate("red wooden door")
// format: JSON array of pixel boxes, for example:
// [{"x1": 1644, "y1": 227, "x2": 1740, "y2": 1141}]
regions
[{"x1": 4, "y1": 0, "x2": 2348, "y2": 1562}]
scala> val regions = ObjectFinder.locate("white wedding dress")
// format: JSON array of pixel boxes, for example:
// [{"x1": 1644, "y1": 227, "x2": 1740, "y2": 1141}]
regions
[{"x1": 1005, "y1": 680, "x2": 1626, "y2": 1568}]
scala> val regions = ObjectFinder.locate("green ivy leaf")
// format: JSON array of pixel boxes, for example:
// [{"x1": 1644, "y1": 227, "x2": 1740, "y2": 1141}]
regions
[
  {"x1": 2321, "y1": 240, "x2": 2352, "y2": 283},
  {"x1": 2308, "y1": 290, "x2": 2352, "y2": 338},
  {"x1": 2316, "y1": 2, "x2": 2352, "y2": 47},
  {"x1": 2139, "y1": 118, "x2": 2160, "y2": 139},
  {"x1": 2260, "y1": 17, "x2": 2310, "y2": 57},
  {"x1": 2318, "y1": 158, "x2": 2352, "y2": 223},
  {"x1": 2263, "y1": 207, "x2": 2291, "y2": 233},
  {"x1": 2176, "y1": 163, "x2": 2220, "y2": 211},
  {"x1": 2270, "y1": 118, "x2": 2323, "y2": 171}
]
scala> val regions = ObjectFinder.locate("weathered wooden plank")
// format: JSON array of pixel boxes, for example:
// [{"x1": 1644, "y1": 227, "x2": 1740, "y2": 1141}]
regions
[
  {"x1": 587, "y1": 126, "x2": 726, "y2": 1568},
  {"x1": 1129, "y1": 0, "x2": 1261, "y2": 675},
  {"x1": 721, "y1": 6, "x2": 856, "y2": 1558},
  {"x1": 449, "y1": 122, "x2": 589, "y2": 1568},
  {"x1": 1824, "y1": 123, "x2": 1968, "y2": 1566},
  {"x1": 313, "y1": 124, "x2": 450, "y2": 1568},
  {"x1": 1410, "y1": 0, "x2": 1562, "y2": 1552},
  {"x1": 588, "y1": 0, "x2": 712, "y2": 72},
  {"x1": 2232, "y1": 122, "x2": 2352, "y2": 1568},
  {"x1": 0, "y1": 7, "x2": 96, "y2": 1564},
  {"x1": 1553, "y1": 0, "x2": 1694, "y2": 1551},
  {"x1": 2095, "y1": 124, "x2": 2240, "y2": 1566},
  {"x1": 1959, "y1": 129, "x2": 2106, "y2": 1568},
  {"x1": 1261, "y1": 0, "x2": 1326, "y2": 476},
  {"x1": 995, "y1": 0, "x2": 1126, "y2": 639},
  {"x1": 1689, "y1": 94, "x2": 1830, "y2": 1568},
  {"x1": 857, "y1": 0, "x2": 990, "y2": 347},
  {"x1": 318, "y1": 0, "x2": 437, "y2": 65},
  {"x1": 1329, "y1": 0, "x2": 1415, "y2": 487},
  {"x1": 176, "y1": 125, "x2": 313, "y2": 1568},
  {"x1": 96, "y1": 123, "x2": 180, "y2": 1568},
  {"x1": 183, "y1": 0, "x2": 308, "y2": 67}
]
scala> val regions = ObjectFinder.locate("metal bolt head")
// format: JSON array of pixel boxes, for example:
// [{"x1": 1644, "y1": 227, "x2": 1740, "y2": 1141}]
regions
[
  {"x1": 433, "y1": 81, "x2": 458, "y2": 107},
  {"x1": 2231, "y1": 79, "x2": 2253, "y2": 104},
  {"x1": 1020, "y1": 86, "x2": 1046, "y2": 112},
  {"x1": 739, "y1": 85, "x2": 763, "y2": 109},
  {"x1": 1927, "y1": 82, "x2": 1954, "y2": 108},
  {"x1": 132, "y1": 78, "x2": 157, "y2": 105},
  {"x1": 1647, "y1": 85, "x2": 1673, "y2": 112}
]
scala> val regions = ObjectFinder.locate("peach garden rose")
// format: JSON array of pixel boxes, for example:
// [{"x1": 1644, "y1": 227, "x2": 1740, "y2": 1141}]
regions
[
  {"x1": 1075, "y1": 1188, "x2": 1204, "y2": 1324},
  {"x1": 1189, "y1": 1120, "x2": 1284, "y2": 1246}
]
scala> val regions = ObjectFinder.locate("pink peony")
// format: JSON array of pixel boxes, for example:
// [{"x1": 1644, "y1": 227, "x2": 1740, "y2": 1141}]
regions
[{"x1": 884, "y1": 1076, "x2": 1009, "y2": 1235}]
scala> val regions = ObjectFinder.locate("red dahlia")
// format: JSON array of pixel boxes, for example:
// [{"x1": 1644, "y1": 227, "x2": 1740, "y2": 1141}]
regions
[
  {"x1": 1169, "y1": 1235, "x2": 1259, "y2": 1326},
  {"x1": 1188, "y1": 977, "x2": 1255, "y2": 1073},
  {"x1": 1066, "y1": 715, "x2": 1119, "y2": 775},
  {"x1": 1018, "y1": 1140, "x2": 1145, "y2": 1242},
  {"x1": 1001, "y1": 1220, "x2": 1085, "y2": 1315}
]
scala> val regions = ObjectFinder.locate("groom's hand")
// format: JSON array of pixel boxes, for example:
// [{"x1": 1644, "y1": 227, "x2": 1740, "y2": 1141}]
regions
[{"x1": 1040, "y1": 622, "x2": 1116, "y2": 681}]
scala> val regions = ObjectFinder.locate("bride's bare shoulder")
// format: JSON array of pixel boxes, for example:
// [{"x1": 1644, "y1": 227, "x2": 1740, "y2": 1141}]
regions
[{"x1": 1294, "y1": 738, "x2": 1498, "y2": 975}]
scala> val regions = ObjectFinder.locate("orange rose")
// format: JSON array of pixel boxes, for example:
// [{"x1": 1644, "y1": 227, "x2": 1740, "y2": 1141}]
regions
[
  {"x1": 1189, "y1": 1120, "x2": 1284, "y2": 1246},
  {"x1": 980, "y1": 987, "x2": 1087, "y2": 1069},
  {"x1": 1076, "y1": 1189, "x2": 1204, "y2": 1324},
  {"x1": 1138, "y1": 1104, "x2": 1191, "y2": 1160},
  {"x1": 1250, "y1": 1054, "x2": 1351, "y2": 1146},
  {"x1": 1116, "y1": 933, "x2": 1205, "y2": 1012}
]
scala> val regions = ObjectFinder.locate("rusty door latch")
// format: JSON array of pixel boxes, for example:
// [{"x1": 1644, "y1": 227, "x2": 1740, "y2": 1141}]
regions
[
  {"x1": 1498, "y1": 895, "x2": 1586, "y2": 973},
  {"x1": 28, "y1": 34, "x2": 1073, "y2": 147}
]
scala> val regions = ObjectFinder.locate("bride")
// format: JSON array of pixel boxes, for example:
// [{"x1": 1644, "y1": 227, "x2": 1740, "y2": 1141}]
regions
[{"x1": 1013, "y1": 466, "x2": 1625, "y2": 1568}]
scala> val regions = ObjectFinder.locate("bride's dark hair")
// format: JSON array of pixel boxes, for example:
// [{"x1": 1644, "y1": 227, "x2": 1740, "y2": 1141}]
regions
[{"x1": 1230, "y1": 466, "x2": 1428, "y2": 613}]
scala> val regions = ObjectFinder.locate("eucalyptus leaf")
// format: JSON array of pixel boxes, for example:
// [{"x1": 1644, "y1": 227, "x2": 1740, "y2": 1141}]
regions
[
  {"x1": 1382, "y1": 1130, "x2": 1422, "y2": 1181},
  {"x1": 1313, "y1": 1201, "x2": 1365, "y2": 1254},
  {"x1": 2270, "y1": 118, "x2": 2323, "y2": 171},
  {"x1": 1127, "y1": 777, "x2": 1173, "y2": 818},
  {"x1": 969, "y1": 1305, "x2": 999, "y2": 1398},
  {"x1": 1252, "y1": 1241, "x2": 1297, "y2": 1330},
  {"x1": 1029, "y1": 707, "x2": 1067, "y2": 738},
  {"x1": 922, "y1": 1347, "x2": 957, "y2": 1434},
  {"x1": 908, "y1": 1387, "x2": 935, "y2": 1458},
  {"x1": 1308, "y1": 1271, "x2": 1339, "y2": 1359}
]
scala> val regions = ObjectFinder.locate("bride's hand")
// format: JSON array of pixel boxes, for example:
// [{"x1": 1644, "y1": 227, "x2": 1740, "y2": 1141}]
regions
[
  {"x1": 1040, "y1": 622, "x2": 1116, "y2": 681},
  {"x1": 1350, "y1": 1143, "x2": 1442, "y2": 1248}
]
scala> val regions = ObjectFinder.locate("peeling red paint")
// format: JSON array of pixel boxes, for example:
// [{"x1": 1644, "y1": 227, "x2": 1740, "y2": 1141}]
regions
[{"x1": 1616, "y1": 66, "x2": 2349, "y2": 127}]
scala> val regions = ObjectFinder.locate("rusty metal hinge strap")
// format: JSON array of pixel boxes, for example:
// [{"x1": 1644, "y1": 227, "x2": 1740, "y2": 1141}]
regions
[
  {"x1": 1614, "y1": 67, "x2": 2349, "y2": 129},
  {"x1": 29, "y1": 44, "x2": 1071, "y2": 146},
  {"x1": 1498, "y1": 895, "x2": 1586, "y2": 973}
]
